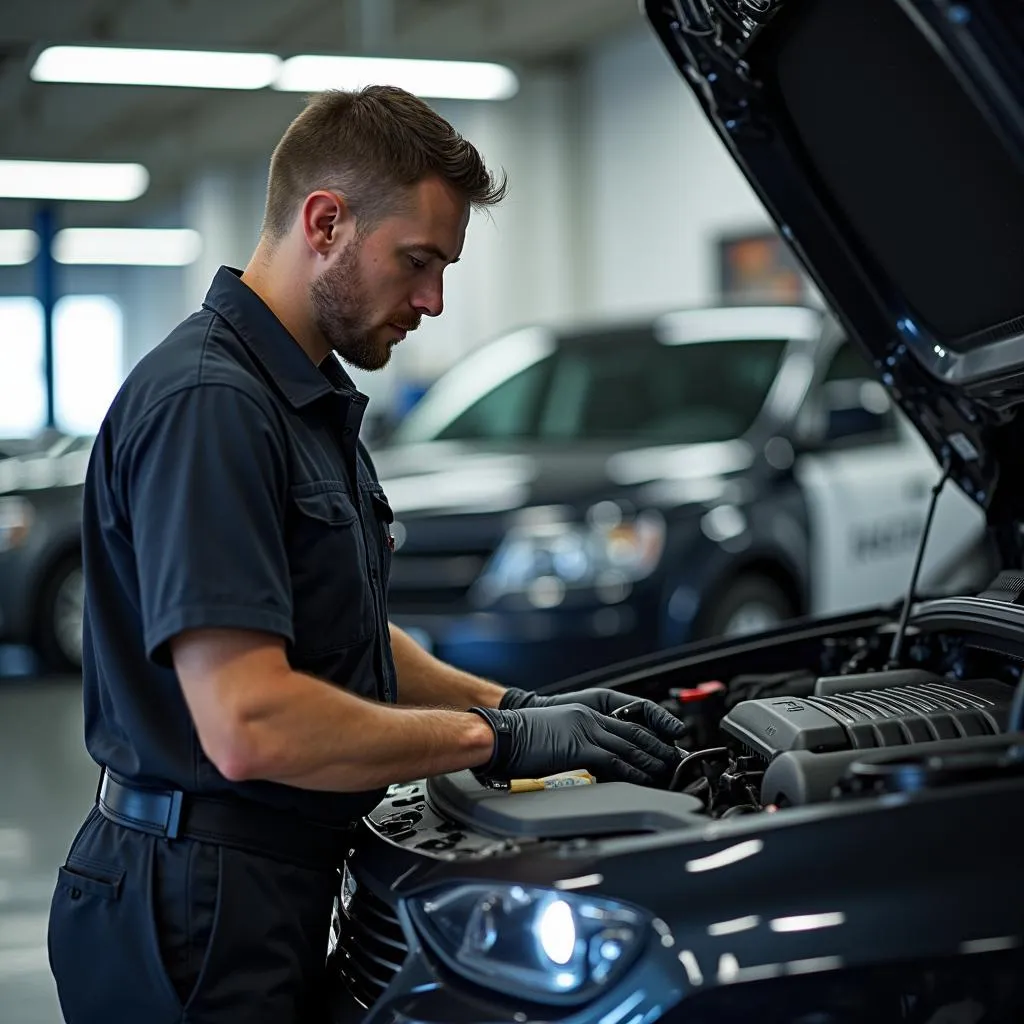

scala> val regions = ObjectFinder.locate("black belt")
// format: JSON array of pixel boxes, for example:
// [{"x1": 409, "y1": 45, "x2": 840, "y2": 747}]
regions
[{"x1": 96, "y1": 769, "x2": 358, "y2": 871}]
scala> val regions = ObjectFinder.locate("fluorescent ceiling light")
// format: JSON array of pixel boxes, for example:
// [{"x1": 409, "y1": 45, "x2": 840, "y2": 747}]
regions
[
  {"x1": 274, "y1": 55, "x2": 518, "y2": 100},
  {"x1": 28, "y1": 45, "x2": 516, "y2": 100},
  {"x1": 0, "y1": 230, "x2": 39, "y2": 266},
  {"x1": 31, "y1": 45, "x2": 281, "y2": 90},
  {"x1": 53, "y1": 228, "x2": 202, "y2": 266},
  {"x1": 0, "y1": 160, "x2": 149, "y2": 202}
]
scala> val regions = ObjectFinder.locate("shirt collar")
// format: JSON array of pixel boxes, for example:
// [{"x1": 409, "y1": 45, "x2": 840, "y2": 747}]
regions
[{"x1": 202, "y1": 266, "x2": 364, "y2": 409}]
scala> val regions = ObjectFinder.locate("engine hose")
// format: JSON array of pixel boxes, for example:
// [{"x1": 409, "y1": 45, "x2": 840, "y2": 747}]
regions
[
  {"x1": 720, "y1": 804, "x2": 759, "y2": 818},
  {"x1": 670, "y1": 746, "x2": 729, "y2": 792}
]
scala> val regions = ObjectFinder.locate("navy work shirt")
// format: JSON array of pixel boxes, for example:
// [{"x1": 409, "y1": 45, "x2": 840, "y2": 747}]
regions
[{"x1": 80, "y1": 266, "x2": 398, "y2": 825}]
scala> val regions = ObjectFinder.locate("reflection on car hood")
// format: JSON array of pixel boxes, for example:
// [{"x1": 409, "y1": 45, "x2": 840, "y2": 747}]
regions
[
  {"x1": 644, "y1": 0, "x2": 1024, "y2": 537},
  {"x1": 372, "y1": 439, "x2": 753, "y2": 519}
]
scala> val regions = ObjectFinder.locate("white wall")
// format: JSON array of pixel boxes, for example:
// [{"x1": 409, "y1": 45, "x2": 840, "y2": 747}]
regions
[
  {"x1": 580, "y1": 26, "x2": 771, "y2": 314},
  {"x1": 182, "y1": 164, "x2": 269, "y2": 314}
]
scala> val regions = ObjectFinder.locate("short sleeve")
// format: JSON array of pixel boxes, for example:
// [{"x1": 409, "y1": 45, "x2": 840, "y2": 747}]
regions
[{"x1": 116, "y1": 384, "x2": 293, "y2": 667}]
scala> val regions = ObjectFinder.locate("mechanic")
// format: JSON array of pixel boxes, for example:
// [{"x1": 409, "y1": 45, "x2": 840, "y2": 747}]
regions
[{"x1": 47, "y1": 85, "x2": 685, "y2": 1024}]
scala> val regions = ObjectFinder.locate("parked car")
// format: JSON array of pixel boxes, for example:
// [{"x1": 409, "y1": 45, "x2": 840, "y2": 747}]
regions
[
  {"x1": 326, "y1": 1, "x2": 1024, "y2": 1021},
  {"x1": 0, "y1": 434, "x2": 91, "y2": 671},
  {"x1": 376, "y1": 305, "x2": 986, "y2": 687}
]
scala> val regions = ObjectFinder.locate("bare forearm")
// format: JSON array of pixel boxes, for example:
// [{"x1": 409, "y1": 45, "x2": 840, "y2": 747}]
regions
[
  {"x1": 390, "y1": 622, "x2": 506, "y2": 710},
  {"x1": 231, "y1": 669, "x2": 495, "y2": 791}
]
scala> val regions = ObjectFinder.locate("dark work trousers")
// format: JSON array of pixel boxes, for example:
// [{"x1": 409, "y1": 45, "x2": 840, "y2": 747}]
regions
[{"x1": 48, "y1": 807, "x2": 341, "y2": 1024}]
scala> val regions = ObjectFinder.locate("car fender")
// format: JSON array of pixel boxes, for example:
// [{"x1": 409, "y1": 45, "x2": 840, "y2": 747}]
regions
[{"x1": 657, "y1": 492, "x2": 809, "y2": 646}]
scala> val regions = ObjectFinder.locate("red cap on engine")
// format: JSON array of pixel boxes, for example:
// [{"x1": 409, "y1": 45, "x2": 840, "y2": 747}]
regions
[{"x1": 669, "y1": 681, "x2": 726, "y2": 703}]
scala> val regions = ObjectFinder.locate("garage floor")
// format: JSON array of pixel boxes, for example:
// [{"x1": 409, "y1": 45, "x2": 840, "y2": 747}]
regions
[{"x1": 0, "y1": 670, "x2": 95, "y2": 1023}]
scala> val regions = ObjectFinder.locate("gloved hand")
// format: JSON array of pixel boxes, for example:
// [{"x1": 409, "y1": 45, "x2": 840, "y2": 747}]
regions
[
  {"x1": 500, "y1": 686, "x2": 685, "y2": 746},
  {"x1": 470, "y1": 702, "x2": 680, "y2": 785}
]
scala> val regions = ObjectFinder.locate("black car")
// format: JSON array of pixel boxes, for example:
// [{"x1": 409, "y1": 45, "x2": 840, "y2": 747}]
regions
[
  {"x1": 377, "y1": 307, "x2": 984, "y2": 687},
  {"x1": 326, "y1": 1, "x2": 1024, "y2": 1021},
  {"x1": 0, "y1": 434, "x2": 91, "y2": 671}
]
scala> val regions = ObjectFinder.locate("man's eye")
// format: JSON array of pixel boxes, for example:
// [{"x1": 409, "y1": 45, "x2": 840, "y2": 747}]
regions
[{"x1": 408, "y1": 255, "x2": 426, "y2": 270}]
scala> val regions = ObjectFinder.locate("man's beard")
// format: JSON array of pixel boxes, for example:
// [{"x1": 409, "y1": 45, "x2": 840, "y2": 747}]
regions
[{"x1": 310, "y1": 243, "x2": 415, "y2": 371}]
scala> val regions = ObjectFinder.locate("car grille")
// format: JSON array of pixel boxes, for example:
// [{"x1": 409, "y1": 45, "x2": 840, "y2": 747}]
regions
[
  {"x1": 387, "y1": 549, "x2": 493, "y2": 609},
  {"x1": 333, "y1": 874, "x2": 409, "y2": 1009}
]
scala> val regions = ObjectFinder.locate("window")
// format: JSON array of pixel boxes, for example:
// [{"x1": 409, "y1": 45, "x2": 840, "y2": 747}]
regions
[
  {"x1": 434, "y1": 358, "x2": 551, "y2": 442},
  {"x1": 391, "y1": 327, "x2": 556, "y2": 445},
  {"x1": 538, "y1": 333, "x2": 786, "y2": 444},
  {"x1": 823, "y1": 341, "x2": 878, "y2": 383},
  {"x1": 396, "y1": 327, "x2": 787, "y2": 446},
  {"x1": 53, "y1": 296, "x2": 123, "y2": 436},
  {"x1": 0, "y1": 294, "x2": 123, "y2": 439},
  {"x1": 817, "y1": 341, "x2": 896, "y2": 444},
  {"x1": 0, "y1": 298, "x2": 46, "y2": 438}
]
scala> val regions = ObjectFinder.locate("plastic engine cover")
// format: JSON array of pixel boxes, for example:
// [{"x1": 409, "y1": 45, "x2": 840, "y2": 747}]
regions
[
  {"x1": 721, "y1": 678, "x2": 1011, "y2": 761},
  {"x1": 427, "y1": 770, "x2": 705, "y2": 838}
]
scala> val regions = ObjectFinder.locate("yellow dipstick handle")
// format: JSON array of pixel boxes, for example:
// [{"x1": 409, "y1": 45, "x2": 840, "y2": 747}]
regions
[{"x1": 508, "y1": 770, "x2": 596, "y2": 793}]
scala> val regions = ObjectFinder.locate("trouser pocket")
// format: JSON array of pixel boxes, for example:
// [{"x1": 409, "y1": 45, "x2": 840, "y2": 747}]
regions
[
  {"x1": 48, "y1": 814, "x2": 186, "y2": 1024},
  {"x1": 182, "y1": 845, "x2": 339, "y2": 1023},
  {"x1": 50, "y1": 808, "x2": 339, "y2": 1024},
  {"x1": 153, "y1": 835, "x2": 221, "y2": 1005}
]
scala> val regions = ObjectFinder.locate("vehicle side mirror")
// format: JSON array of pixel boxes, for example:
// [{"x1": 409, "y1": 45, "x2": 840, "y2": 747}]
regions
[
  {"x1": 794, "y1": 379, "x2": 893, "y2": 451},
  {"x1": 823, "y1": 380, "x2": 892, "y2": 443}
]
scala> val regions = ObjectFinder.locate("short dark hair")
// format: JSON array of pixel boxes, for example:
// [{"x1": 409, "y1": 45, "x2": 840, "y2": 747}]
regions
[{"x1": 262, "y1": 85, "x2": 507, "y2": 240}]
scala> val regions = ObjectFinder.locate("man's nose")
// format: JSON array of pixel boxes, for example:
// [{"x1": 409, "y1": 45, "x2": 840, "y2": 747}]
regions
[{"x1": 412, "y1": 277, "x2": 444, "y2": 318}]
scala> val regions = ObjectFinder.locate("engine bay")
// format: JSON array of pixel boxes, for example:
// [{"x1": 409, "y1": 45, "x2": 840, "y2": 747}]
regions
[
  {"x1": 371, "y1": 607, "x2": 1024, "y2": 850},
  {"x1": 631, "y1": 614, "x2": 1022, "y2": 823},
  {"x1": 657, "y1": 665, "x2": 1016, "y2": 820}
]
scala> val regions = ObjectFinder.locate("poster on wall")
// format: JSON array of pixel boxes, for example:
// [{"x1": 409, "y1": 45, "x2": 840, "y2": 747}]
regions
[{"x1": 717, "y1": 230, "x2": 815, "y2": 305}]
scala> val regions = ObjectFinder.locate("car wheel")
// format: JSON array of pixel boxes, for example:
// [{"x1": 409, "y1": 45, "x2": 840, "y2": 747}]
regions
[
  {"x1": 35, "y1": 555, "x2": 85, "y2": 674},
  {"x1": 697, "y1": 574, "x2": 796, "y2": 640}
]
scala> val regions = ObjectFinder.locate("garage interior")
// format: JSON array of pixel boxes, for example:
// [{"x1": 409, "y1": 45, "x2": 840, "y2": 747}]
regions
[{"x1": 0, "y1": 1, "x2": 1005, "y2": 1021}]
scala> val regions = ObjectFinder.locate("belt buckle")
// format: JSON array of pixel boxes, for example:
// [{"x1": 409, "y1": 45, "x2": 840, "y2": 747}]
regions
[{"x1": 165, "y1": 789, "x2": 184, "y2": 839}]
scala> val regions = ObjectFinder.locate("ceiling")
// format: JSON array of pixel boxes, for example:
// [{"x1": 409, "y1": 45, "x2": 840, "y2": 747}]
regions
[{"x1": 0, "y1": 0, "x2": 639, "y2": 229}]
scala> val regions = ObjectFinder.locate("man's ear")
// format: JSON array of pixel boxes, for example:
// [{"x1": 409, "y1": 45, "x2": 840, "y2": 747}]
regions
[{"x1": 300, "y1": 190, "x2": 357, "y2": 256}]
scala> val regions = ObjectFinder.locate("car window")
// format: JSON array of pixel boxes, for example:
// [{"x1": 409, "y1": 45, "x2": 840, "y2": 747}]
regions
[
  {"x1": 433, "y1": 358, "x2": 551, "y2": 442},
  {"x1": 390, "y1": 327, "x2": 557, "y2": 445},
  {"x1": 539, "y1": 334, "x2": 786, "y2": 443},
  {"x1": 396, "y1": 327, "x2": 786, "y2": 445},
  {"x1": 817, "y1": 342, "x2": 897, "y2": 444},
  {"x1": 823, "y1": 341, "x2": 877, "y2": 382}
]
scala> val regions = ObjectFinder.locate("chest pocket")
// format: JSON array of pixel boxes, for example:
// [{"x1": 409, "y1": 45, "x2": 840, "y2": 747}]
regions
[
  {"x1": 287, "y1": 482, "x2": 373, "y2": 655},
  {"x1": 363, "y1": 487, "x2": 395, "y2": 597}
]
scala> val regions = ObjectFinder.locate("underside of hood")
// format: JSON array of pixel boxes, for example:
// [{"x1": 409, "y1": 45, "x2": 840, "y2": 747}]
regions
[{"x1": 644, "y1": 0, "x2": 1024, "y2": 561}]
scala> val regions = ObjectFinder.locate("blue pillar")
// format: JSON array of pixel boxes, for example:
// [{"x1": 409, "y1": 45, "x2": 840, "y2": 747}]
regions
[{"x1": 34, "y1": 206, "x2": 58, "y2": 430}]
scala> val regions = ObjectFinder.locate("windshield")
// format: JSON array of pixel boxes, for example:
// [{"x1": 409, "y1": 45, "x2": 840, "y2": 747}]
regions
[{"x1": 393, "y1": 325, "x2": 787, "y2": 446}]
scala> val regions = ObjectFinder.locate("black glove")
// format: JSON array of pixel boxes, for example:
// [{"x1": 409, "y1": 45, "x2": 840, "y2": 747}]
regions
[
  {"x1": 470, "y1": 702, "x2": 679, "y2": 785},
  {"x1": 500, "y1": 686, "x2": 685, "y2": 746}
]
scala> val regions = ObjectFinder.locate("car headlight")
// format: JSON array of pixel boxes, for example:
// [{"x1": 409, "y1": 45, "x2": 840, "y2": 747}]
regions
[
  {"x1": 0, "y1": 496, "x2": 34, "y2": 553},
  {"x1": 475, "y1": 502, "x2": 666, "y2": 608},
  {"x1": 408, "y1": 883, "x2": 648, "y2": 1005}
]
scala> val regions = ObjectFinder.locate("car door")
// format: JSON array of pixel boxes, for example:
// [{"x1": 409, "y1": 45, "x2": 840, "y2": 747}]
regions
[{"x1": 794, "y1": 342, "x2": 984, "y2": 616}]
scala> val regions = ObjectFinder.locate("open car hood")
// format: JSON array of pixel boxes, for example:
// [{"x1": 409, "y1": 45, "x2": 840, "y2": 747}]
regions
[{"x1": 644, "y1": 0, "x2": 1024, "y2": 552}]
